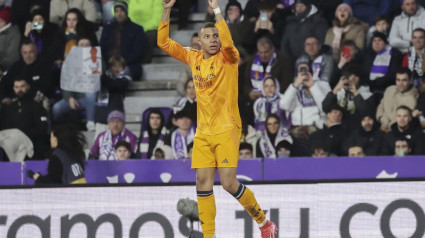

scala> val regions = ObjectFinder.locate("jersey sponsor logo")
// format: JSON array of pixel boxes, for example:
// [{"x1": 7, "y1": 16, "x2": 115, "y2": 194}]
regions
[{"x1": 193, "y1": 73, "x2": 215, "y2": 89}]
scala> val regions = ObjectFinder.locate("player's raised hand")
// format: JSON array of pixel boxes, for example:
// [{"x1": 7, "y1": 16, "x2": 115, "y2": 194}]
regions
[
  {"x1": 163, "y1": 0, "x2": 176, "y2": 9},
  {"x1": 208, "y1": 0, "x2": 219, "y2": 9}
]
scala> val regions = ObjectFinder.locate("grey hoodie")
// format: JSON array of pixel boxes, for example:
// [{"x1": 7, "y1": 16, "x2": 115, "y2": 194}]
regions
[{"x1": 389, "y1": 5, "x2": 425, "y2": 53}]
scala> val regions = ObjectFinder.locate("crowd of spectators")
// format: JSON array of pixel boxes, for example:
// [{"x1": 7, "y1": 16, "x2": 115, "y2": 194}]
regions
[{"x1": 0, "y1": 0, "x2": 424, "y2": 166}]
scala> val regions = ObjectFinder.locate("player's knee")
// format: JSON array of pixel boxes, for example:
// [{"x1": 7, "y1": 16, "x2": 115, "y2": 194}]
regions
[
  {"x1": 220, "y1": 179, "x2": 238, "y2": 194},
  {"x1": 196, "y1": 173, "x2": 213, "y2": 187}
]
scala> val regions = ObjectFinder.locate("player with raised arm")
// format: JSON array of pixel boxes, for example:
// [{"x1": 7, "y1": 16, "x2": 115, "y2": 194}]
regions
[{"x1": 158, "y1": 0, "x2": 278, "y2": 237}]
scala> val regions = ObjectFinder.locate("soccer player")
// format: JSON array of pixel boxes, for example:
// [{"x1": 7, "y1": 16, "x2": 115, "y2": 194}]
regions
[{"x1": 158, "y1": 0, "x2": 278, "y2": 237}]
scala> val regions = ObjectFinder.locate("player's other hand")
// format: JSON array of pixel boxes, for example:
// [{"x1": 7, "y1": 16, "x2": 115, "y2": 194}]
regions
[
  {"x1": 163, "y1": 0, "x2": 176, "y2": 9},
  {"x1": 208, "y1": 0, "x2": 219, "y2": 9}
]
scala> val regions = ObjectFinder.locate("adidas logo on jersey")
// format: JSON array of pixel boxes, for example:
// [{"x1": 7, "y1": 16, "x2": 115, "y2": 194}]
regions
[{"x1": 221, "y1": 158, "x2": 228, "y2": 164}]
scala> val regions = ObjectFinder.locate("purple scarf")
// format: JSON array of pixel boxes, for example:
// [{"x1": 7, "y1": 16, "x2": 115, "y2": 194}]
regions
[
  {"x1": 297, "y1": 86, "x2": 317, "y2": 107},
  {"x1": 139, "y1": 127, "x2": 167, "y2": 159},
  {"x1": 171, "y1": 126, "x2": 196, "y2": 159},
  {"x1": 250, "y1": 52, "x2": 276, "y2": 91}
]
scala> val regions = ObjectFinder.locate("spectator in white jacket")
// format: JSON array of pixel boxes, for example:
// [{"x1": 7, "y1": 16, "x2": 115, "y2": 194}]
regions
[
  {"x1": 279, "y1": 61, "x2": 331, "y2": 141},
  {"x1": 389, "y1": 0, "x2": 425, "y2": 53}
]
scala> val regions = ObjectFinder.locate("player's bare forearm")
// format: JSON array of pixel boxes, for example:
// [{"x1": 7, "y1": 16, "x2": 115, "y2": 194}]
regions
[
  {"x1": 161, "y1": 0, "x2": 175, "y2": 24},
  {"x1": 208, "y1": 0, "x2": 223, "y2": 22}
]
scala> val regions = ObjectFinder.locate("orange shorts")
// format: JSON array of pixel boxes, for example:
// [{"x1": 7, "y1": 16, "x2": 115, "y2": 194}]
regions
[{"x1": 191, "y1": 128, "x2": 242, "y2": 168}]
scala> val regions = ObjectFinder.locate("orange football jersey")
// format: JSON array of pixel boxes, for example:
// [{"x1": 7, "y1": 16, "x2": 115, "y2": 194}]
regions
[{"x1": 158, "y1": 20, "x2": 242, "y2": 135}]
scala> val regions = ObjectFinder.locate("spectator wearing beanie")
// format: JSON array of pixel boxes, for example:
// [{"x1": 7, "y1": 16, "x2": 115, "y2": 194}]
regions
[
  {"x1": 280, "y1": 0, "x2": 328, "y2": 60},
  {"x1": 90, "y1": 110, "x2": 138, "y2": 160},
  {"x1": 324, "y1": 3, "x2": 367, "y2": 61},
  {"x1": 364, "y1": 31, "x2": 403, "y2": 101},
  {"x1": 100, "y1": 0, "x2": 146, "y2": 80},
  {"x1": 0, "y1": 6, "x2": 20, "y2": 72}
]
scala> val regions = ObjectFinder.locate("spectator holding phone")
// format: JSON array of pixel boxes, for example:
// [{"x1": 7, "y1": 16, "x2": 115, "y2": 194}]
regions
[
  {"x1": 251, "y1": 0, "x2": 285, "y2": 50},
  {"x1": 322, "y1": 64, "x2": 375, "y2": 132},
  {"x1": 23, "y1": 9, "x2": 59, "y2": 65},
  {"x1": 280, "y1": 61, "x2": 331, "y2": 142},
  {"x1": 333, "y1": 40, "x2": 364, "y2": 88}
]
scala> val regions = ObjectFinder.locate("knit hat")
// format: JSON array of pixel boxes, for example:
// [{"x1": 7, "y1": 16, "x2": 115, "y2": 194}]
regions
[
  {"x1": 107, "y1": 110, "x2": 126, "y2": 123},
  {"x1": 114, "y1": 0, "x2": 128, "y2": 14},
  {"x1": 371, "y1": 31, "x2": 388, "y2": 44},
  {"x1": 0, "y1": 7, "x2": 11, "y2": 25},
  {"x1": 335, "y1": 3, "x2": 353, "y2": 18}
]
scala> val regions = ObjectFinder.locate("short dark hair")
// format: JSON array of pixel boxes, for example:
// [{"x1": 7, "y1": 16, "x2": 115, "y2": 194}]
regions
[
  {"x1": 340, "y1": 40, "x2": 357, "y2": 50},
  {"x1": 412, "y1": 28, "x2": 425, "y2": 38},
  {"x1": 259, "y1": 0, "x2": 276, "y2": 11},
  {"x1": 200, "y1": 22, "x2": 216, "y2": 32},
  {"x1": 239, "y1": 142, "x2": 253, "y2": 152},
  {"x1": 374, "y1": 14, "x2": 389, "y2": 25},
  {"x1": 305, "y1": 35, "x2": 320, "y2": 43},
  {"x1": 311, "y1": 143, "x2": 328, "y2": 153},
  {"x1": 396, "y1": 105, "x2": 412, "y2": 117},
  {"x1": 13, "y1": 78, "x2": 28, "y2": 85},
  {"x1": 21, "y1": 39, "x2": 36, "y2": 49},
  {"x1": 342, "y1": 63, "x2": 365, "y2": 83},
  {"x1": 192, "y1": 32, "x2": 199, "y2": 38},
  {"x1": 276, "y1": 140, "x2": 292, "y2": 151},
  {"x1": 395, "y1": 138, "x2": 412, "y2": 148},
  {"x1": 266, "y1": 113, "x2": 281, "y2": 126},
  {"x1": 115, "y1": 140, "x2": 132, "y2": 151},
  {"x1": 396, "y1": 67, "x2": 412, "y2": 80}
]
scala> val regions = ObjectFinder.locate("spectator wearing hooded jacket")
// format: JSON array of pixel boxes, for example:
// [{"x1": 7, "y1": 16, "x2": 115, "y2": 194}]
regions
[
  {"x1": 241, "y1": 36, "x2": 294, "y2": 127},
  {"x1": 253, "y1": 76, "x2": 290, "y2": 131},
  {"x1": 389, "y1": 0, "x2": 425, "y2": 53},
  {"x1": 0, "y1": 6, "x2": 20, "y2": 72},
  {"x1": 137, "y1": 109, "x2": 168, "y2": 159},
  {"x1": 100, "y1": 0, "x2": 146, "y2": 80},
  {"x1": 280, "y1": 0, "x2": 329, "y2": 60},
  {"x1": 343, "y1": 0, "x2": 391, "y2": 26},
  {"x1": 256, "y1": 113, "x2": 293, "y2": 158},
  {"x1": 280, "y1": 61, "x2": 331, "y2": 135},
  {"x1": 342, "y1": 112, "x2": 385, "y2": 156},
  {"x1": 324, "y1": 3, "x2": 367, "y2": 61}
]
